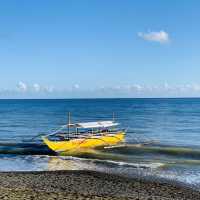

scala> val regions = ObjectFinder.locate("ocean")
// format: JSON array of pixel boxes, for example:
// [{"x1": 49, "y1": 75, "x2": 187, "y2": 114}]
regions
[{"x1": 1, "y1": 98, "x2": 200, "y2": 188}]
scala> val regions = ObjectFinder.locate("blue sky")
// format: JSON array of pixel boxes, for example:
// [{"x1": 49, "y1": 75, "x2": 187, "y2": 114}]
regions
[{"x1": 0, "y1": 0, "x2": 200, "y2": 98}]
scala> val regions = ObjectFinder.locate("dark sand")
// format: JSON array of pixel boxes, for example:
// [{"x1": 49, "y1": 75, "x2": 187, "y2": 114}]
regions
[{"x1": 0, "y1": 170, "x2": 199, "y2": 200}]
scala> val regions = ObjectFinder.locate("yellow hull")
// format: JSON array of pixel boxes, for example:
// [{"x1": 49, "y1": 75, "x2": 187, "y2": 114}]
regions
[{"x1": 43, "y1": 132, "x2": 125, "y2": 153}]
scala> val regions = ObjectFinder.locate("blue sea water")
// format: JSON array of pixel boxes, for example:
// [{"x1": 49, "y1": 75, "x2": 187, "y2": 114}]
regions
[{"x1": 1, "y1": 98, "x2": 200, "y2": 188}]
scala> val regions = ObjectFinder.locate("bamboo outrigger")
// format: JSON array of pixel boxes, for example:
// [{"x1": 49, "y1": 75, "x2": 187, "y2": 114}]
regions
[{"x1": 42, "y1": 113, "x2": 126, "y2": 154}]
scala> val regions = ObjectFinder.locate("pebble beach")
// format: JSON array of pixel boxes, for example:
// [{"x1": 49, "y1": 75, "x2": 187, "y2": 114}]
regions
[{"x1": 0, "y1": 170, "x2": 199, "y2": 200}]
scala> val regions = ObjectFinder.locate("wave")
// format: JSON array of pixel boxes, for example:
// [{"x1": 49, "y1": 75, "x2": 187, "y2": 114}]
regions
[
  {"x1": 102, "y1": 144, "x2": 200, "y2": 159},
  {"x1": 58, "y1": 155, "x2": 165, "y2": 169},
  {"x1": 0, "y1": 141, "x2": 200, "y2": 163},
  {"x1": 0, "y1": 142, "x2": 54, "y2": 155}
]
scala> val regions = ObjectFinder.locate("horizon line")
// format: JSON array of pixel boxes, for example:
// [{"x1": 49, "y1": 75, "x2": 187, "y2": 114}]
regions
[{"x1": 0, "y1": 97, "x2": 200, "y2": 100}]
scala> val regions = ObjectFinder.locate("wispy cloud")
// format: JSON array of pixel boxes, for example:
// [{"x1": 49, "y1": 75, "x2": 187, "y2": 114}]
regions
[
  {"x1": 73, "y1": 84, "x2": 80, "y2": 89},
  {"x1": 95, "y1": 83, "x2": 200, "y2": 97},
  {"x1": 43, "y1": 86, "x2": 54, "y2": 93},
  {"x1": 33, "y1": 83, "x2": 41, "y2": 92},
  {"x1": 138, "y1": 30, "x2": 169, "y2": 44},
  {"x1": 17, "y1": 81, "x2": 27, "y2": 92},
  {"x1": 1, "y1": 82, "x2": 200, "y2": 98},
  {"x1": 16, "y1": 82, "x2": 55, "y2": 94}
]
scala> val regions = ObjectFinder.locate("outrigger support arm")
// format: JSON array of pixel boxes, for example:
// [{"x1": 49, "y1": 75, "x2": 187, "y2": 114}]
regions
[
  {"x1": 67, "y1": 112, "x2": 71, "y2": 139},
  {"x1": 30, "y1": 124, "x2": 67, "y2": 141},
  {"x1": 112, "y1": 112, "x2": 115, "y2": 122},
  {"x1": 46, "y1": 125, "x2": 67, "y2": 137}
]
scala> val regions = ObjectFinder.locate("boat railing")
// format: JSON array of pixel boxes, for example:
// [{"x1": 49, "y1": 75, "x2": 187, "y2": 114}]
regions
[{"x1": 51, "y1": 128, "x2": 124, "y2": 140}]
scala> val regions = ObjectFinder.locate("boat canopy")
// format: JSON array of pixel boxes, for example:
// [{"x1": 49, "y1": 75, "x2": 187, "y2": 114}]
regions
[{"x1": 74, "y1": 121, "x2": 119, "y2": 129}]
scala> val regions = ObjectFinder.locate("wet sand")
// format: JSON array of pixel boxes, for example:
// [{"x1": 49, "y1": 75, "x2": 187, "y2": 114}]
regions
[{"x1": 0, "y1": 170, "x2": 199, "y2": 200}]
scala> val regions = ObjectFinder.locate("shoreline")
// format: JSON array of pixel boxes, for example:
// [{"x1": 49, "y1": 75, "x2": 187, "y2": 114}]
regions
[{"x1": 0, "y1": 170, "x2": 199, "y2": 199}]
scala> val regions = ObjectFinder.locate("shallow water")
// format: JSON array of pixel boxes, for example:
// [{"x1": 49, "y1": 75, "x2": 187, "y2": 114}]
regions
[{"x1": 1, "y1": 98, "x2": 200, "y2": 188}]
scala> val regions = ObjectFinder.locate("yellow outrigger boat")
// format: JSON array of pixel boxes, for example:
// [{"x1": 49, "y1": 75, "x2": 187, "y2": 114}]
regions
[{"x1": 42, "y1": 113, "x2": 125, "y2": 154}]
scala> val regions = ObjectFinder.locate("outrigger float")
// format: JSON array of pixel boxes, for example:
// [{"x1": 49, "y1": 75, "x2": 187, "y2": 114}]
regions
[{"x1": 42, "y1": 113, "x2": 126, "y2": 154}]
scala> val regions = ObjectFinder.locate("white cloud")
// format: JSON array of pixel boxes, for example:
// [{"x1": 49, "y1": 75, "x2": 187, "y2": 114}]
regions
[
  {"x1": 3, "y1": 82, "x2": 200, "y2": 98},
  {"x1": 16, "y1": 82, "x2": 55, "y2": 93},
  {"x1": 129, "y1": 84, "x2": 143, "y2": 92},
  {"x1": 190, "y1": 84, "x2": 200, "y2": 92},
  {"x1": 33, "y1": 83, "x2": 41, "y2": 92},
  {"x1": 138, "y1": 30, "x2": 169, "y2": 43},
  {"x1": 95, "y1": 83, "x2": 200, "y2": 97},
  {"x1": 44, "y1": 86, "x2": 54, "y2": 93},
  {"x1": 73, "y1": 84, "x2": 80, "y2": 89},
  {"x1": 17, "y1": 81, "x2": 27, "y2": 92}
]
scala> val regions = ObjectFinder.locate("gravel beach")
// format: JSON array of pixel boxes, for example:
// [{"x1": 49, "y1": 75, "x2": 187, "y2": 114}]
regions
[{"x1": 0, "y1": 170, "x2": 199, "y2": 200}]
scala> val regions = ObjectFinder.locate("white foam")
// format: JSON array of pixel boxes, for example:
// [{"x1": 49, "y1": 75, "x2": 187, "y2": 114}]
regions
[
  {"x1": 58, "y1": 155, "x2": 165, "y2": 169},
  {"x1": 97, "y1": 159, "x2": 165, "y2": 169}
]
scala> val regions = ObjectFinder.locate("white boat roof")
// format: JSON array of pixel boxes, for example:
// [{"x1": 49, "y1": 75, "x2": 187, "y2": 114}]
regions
[{"x1": 75, "y1": 121, "x2": 119, "y2": 128}]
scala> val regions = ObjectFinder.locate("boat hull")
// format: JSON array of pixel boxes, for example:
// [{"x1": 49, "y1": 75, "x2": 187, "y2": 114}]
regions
[{"x1": 42, "y1": 132, "x2": 125, "y2": 154}]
